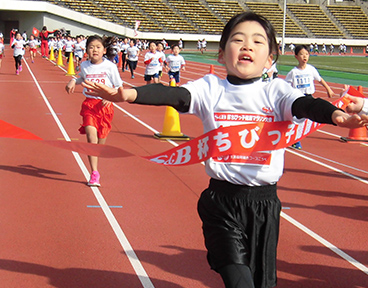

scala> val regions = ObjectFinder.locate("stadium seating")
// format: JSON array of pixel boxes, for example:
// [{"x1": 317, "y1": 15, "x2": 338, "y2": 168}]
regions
[
  {"x1": 287, "y1": 3, "x2": 344, "y2": 38},
  {"x1": 128, "y1": 0, "x2": 197, "y2": 33},
  {"x1": 245, "y1": 2, "x2": 306, "y2": 37},
  {"x1": 327, "y1": 5, "x2": 368, "y2": 39},
  {"x1": 41, "y1": 0, "x2": 368, "y2": 39},
  {"x1": 167, "y1": 0, "x2": 225, "y2": 34},
  {"x1": 206, "y1": 0, "x2": 245, "y2": 22}
]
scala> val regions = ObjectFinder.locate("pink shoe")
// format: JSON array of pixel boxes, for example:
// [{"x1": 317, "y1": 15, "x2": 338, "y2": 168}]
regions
[
  {"x1": 16, "y1": 69, "x2": 19, "y2": 75},
  {"x1": 88, "y1": 171, "x2": 100, "y2": 186},
  {"x1": 19, "y1": 65, "x2": 22, "y2": 72}
]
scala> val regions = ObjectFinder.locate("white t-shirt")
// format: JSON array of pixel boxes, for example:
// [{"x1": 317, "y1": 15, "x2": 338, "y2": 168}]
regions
[
  {"x1": 166, "y1": 54, "x2": 185, "y2": 72},
  {"x1": 12, "y1": 39, "x2": 26, "y2": 56},
  {"x1": 120, "y1": 43, "x2": 129, "y2": 54},
  {"x1": 64, "y1": 40, "x2": 76, "y2": 52},
  {"x1": 183, "y1": 75, "x2": 303, "y2": 186},
  {"x1": 75, "y1": 58, "x2": 123, "y2": 100},
  {"x1": 144, "y1": 51, "x2": 162, "y2": 75},
  {"x1": 284, "y1": 64, "x2": 321, "y2": 95},
  {"x1": 28, "y1": 39, "x2": 39, "y2": 49},
  {"x1": 0, "y1": 43, "x2": 4, "y2": 54},
  {"x1": 74, "y1": 42, "x2": 85, "y2": 58},
  {"x1": 361, "y1": 99, "x2": 368, "y2": 115},
  {"x1": 127, "y1": 46, "x2": 139, "y2": 61}
]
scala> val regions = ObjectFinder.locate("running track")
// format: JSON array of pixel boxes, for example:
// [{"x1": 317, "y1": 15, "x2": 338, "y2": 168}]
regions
[{"x1": 0, "y1": 46, "x2": 367, "y2": 288}]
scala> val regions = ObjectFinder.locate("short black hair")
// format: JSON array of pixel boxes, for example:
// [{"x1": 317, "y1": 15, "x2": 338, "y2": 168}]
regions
[{"x1": 295, "y1": 44, "x2": 308, "y2": 55}]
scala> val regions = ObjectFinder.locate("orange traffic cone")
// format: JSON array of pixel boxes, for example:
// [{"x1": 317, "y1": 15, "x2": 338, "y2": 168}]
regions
[
  {"x1": 49, "y1": 48, "x2": 55, "y2": 61},
  {"x1": 56, "y1": 49, "x2": 64, "y2": 67},
  {"x1": 65, "y1": 52, "x2": 76, "y2": 76},
  {"x1": 209, "y1": 64, "x2": 214, "y2": 74},
  {"x1": 340, "y1": 85, "x2": 368, "y2": 143},
  {"x1": 154, "y1": 79, "x2": 190, "y2": 140}
]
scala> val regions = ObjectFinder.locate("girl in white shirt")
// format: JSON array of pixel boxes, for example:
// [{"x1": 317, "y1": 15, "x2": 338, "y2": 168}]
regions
[
  {"x1": 82, "y1": 13, "x2": 367, "y2": 288},
  {"x1": 65, "y1": 35, "x2": 123, "y2": 187},
  {"x1": 11, "y1": 32, "x2": 27, "y2": 75}
]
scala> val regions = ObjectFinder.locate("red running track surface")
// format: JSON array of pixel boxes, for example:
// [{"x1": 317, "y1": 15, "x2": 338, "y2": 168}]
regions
[{"x1": 0, "y1": 46, "x2": 367, "y2": 288}]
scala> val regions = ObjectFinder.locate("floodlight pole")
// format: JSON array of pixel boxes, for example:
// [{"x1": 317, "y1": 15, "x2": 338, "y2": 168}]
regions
[{"x1": 282, "y1": 0, "x2": 286, "y2": 55}]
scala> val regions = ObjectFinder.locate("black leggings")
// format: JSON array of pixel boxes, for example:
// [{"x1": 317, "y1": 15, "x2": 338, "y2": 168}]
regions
[
  {"x1": 219, "y1": 264, "x2": 255, "y2": 288},
  {"x1": 127, "y1": 60, "x2": 137, "y2": 76},
  {"x1": 14, "y1": 55, "x2": 22, "y2": 70}
]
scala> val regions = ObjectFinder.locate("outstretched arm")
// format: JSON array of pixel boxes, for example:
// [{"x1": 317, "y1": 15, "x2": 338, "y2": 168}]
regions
[
  {"x1": 82, "y1": 80, "x2": 191, "y2": 112},
  {"x1": 82, "y1": 80, "x2": 137, "y2": 102}
]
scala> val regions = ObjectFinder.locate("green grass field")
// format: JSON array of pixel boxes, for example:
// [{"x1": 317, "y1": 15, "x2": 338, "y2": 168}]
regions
[{"x1": 181, "y1": 51, "x2": 368, "y2": 87}]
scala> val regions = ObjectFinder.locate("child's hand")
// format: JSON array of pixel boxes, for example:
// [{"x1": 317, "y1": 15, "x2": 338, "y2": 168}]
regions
[
  {"x1": 82, "y1": 80, "x2": 137, "y2": 103},
  {"x1": 82, "y1": 80, "x2": 118, "y2": 101},
  {"x1": 65, "y1": 80, "x2": 76, "y2": 94},
  {"x1": 332, "y1": 110, "x2": 368, "y2": 129}
]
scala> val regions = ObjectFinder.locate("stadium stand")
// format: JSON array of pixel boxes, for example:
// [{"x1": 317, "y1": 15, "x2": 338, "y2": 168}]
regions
[
  {"x1": 206, "y1": 0, "x2": 245, "y2": 22},
  {"x1": 327, "y1": 5, "x2": 368, "y2": 39},
  {"x1": 41, "y1": 0, "x2": 368, "y2": 40},
  {"x1": 167, "y1": 0, "x2": 225, "y2": 34},
  {"x1": 128, "y1": 0, "x2": 197, "y2": 33},
  {"x1": 244, "y1": 2, "x2": 306, "y2": 38},
  {"x1": 287, "y1": 3, "x2": 344, "y2": 38}
]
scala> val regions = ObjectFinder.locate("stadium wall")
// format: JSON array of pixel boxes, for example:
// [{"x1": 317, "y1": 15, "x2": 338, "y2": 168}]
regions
[{"x1": 1, "y1": 0, "x2": 367, "y2": 51}]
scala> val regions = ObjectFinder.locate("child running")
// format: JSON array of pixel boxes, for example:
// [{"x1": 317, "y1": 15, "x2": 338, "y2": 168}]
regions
[
  {"x1": 164, "y1": 44, "x2": 185, "y2": 85},
  {"x1": 285, "y1": 44, "x2": 336, "y2": 149},
  {"x1": 65, "y1": 35, "x2": 123, "y2": 186},
  {"x1": 0, "y1": 39, "x2": 4, "y2": 69},
  {"x1": 156, "y1": 42, "x2": 166, "y2": 82},
  {"x1": 126, "y1": 39, "x2": 140, "y2": 79},
  {"x1": 11, "y1": 32, "x2": 26, "y2": 75},
  {"x1": 82, "y1": 12, "x2": 368, "y2": 288},
  {"x1": 144, "y1": 41, "x2": 163, "y2": 84},
  {"x1": 74, "y1": 35, "x2": 85, "y2": 71},
  {"x1": 28, "y1": 34, "x2": 39, "y2": 63}
]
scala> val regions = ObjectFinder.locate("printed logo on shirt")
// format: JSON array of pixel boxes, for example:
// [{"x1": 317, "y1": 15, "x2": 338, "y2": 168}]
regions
[
  {"x1": 214, "y1": 113, "x2": 274, "y2": 122},
  {"x1": 213, "y1": 152, "x2": 271, "y2": 165}
]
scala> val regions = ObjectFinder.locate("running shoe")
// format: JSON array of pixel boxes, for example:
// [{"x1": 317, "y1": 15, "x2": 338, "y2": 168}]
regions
[
  {"x1": 131, "y1": 75, "x2": 135, "y2": 79},
  {"x1": 19, "y1": 65, "x2": 22, "y2": 72},
  {"x1": 16, "y1": 69, "x2": 19, "y2": 75},
  {"x1": 88, "y1": 171, "x2": 101, "y2": 186}
]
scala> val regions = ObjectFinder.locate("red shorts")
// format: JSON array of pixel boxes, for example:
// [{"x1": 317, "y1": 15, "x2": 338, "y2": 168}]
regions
[
  {"x1": 0, "y1": 54, "x2": 2, "y2": 59},
  {"x1": 30, "y1": 48, "x2": 37, "y2": 53},
  {"x1": 79, "y1": 98, "x2": 114, "y2": 139}
]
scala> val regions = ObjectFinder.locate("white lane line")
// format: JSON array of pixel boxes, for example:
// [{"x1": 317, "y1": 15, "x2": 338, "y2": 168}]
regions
[
  {"x1": 286, "y1": 148, "x2": 368, "y2": 185},
  {"x1": 281, "y1": 212, "x2": 368, "y2": 275},
  {"x1": 25, "y1": 58, "x2": 155, "y2": 288}
]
